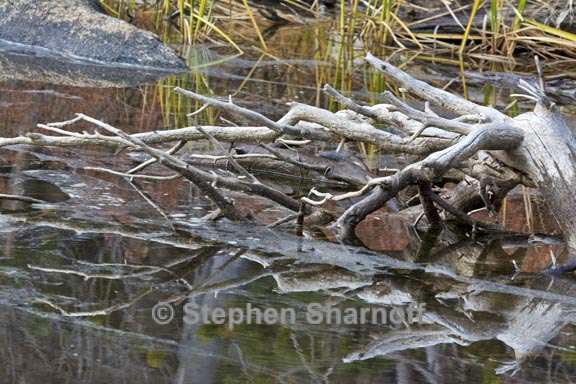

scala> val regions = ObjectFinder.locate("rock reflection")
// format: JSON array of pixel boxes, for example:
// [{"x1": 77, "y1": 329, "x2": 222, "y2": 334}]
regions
[{"x1": 0, "y1": 41, "x2": 183, "y2": 88}]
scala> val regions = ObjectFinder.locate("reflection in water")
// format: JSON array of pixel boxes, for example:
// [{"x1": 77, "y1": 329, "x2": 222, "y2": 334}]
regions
[
  {"x1": 0, "y1": 200, "x2": 575, "y2": 383},
  {"x1": 0, "y1": 41, "x2": 184, "y2": 88},
  {"x1": 0, "y1": 12, "x2": 575, "y2": 384},
  {"x1": 0, "y1": 179, "x2": 575, "y2": 383}
]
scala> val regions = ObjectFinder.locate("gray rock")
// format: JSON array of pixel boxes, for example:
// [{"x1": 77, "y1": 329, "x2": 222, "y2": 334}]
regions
[{"x1": 0, "y1": 0, "x2": 188, "y2": 72}]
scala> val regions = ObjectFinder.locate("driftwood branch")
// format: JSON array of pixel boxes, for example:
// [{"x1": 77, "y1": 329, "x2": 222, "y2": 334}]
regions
[
  {"x1": 77, "y1": 114, "x2": 244, "y2": 221},
  {"x1": 3, "y1": 53, "x2": 573, "y2": 272},
  {"x1": 0, "y1": 194, "x2": 47, "y2": 204},
  {"x1": 366, "y1": 53, "x2": 508, "y2": 122},
  {"x1": 41, "y1": 115, "x2": 307, "y2": 217},
  {"x1": 331, "y1": 121, "x2": 523, "y2": 242}
]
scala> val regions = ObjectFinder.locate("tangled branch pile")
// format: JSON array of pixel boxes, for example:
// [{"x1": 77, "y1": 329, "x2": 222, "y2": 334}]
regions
[{"x1": 6, "y1": 53, "x2": 576, "y2": 269}]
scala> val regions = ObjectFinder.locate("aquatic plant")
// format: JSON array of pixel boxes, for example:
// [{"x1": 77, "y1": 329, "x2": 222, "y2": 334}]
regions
[
  {"x1": 101, "y1": 0, "x2": 576, "y2": 59},
  {"x1": 98, "y1": 0, "x2": 576, "y2": 141}
]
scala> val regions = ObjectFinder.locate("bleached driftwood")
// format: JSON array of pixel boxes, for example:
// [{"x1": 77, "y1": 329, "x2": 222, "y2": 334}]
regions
[{"x1": 4, "y1": 53, "x2": 576, "y2": 270}]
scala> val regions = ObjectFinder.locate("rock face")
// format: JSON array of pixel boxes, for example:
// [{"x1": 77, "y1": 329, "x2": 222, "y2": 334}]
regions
[{"x1": 0, "y1": 0, "x2": 187, "y2": 71}]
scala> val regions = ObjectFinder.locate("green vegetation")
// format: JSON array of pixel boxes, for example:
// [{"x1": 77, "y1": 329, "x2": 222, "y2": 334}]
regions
[
  {"x1": 100, "y1": 0, "x2": 576, "y2": 59},
  {"x1": 97, "y1": 1, "x2": 576, "y2": 129}
]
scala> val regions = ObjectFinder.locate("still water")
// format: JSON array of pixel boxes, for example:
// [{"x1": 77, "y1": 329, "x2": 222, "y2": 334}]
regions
[{"x1": 0, "y1": 20, "x2": 575, "y2": 384}]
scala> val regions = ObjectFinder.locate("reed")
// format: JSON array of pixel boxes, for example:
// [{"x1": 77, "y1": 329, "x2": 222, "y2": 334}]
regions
[
  {"x1": 101, "y1": 0, "x2": 576, "y2": 60},
  {"x1": 100, "y1": 0, "x2": 576, "y2": 131},
  {"x1": 100, "y1": 0, "x2": 237, "y2": 48}
]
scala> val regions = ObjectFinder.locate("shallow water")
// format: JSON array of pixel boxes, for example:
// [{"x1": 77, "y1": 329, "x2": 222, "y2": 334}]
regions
[{"x1": 0, "y1": 18, "x2": 576, "y2": 384}]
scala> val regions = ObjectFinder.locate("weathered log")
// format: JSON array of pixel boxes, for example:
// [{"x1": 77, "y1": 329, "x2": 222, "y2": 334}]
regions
[
  {"x1": 511, "y1": 103, "x2": 576, "y2": 249},
  {"x1": 330, "y1": 54, "x2": 576, "y2": 265},
  {"x1": 2, "y1": 49, "x2": 575, "y2": 272}
]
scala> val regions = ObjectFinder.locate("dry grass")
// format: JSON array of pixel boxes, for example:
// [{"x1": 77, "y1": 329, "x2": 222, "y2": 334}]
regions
[
  {"x1": 100, "y1": 0, "x2": 576, "y2": 63},
  {"x1": 98, "y1": 0, "x2": 576, "y2": 133}
]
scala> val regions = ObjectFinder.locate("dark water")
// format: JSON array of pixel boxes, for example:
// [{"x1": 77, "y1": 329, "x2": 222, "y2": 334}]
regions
[{"x1": 1, "y1": 21, "x2": 576, "y2": 384}]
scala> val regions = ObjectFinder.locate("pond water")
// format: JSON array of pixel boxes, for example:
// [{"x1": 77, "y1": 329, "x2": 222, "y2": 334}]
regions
[{"x1": 0, "y1": 17, "x2": 576, "y2": 384}]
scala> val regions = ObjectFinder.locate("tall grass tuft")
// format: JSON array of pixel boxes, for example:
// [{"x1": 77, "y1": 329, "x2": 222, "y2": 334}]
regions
[
  {"x1": 99, "y1": 0, "x2": 576, "y2": 131},
  {"x1": 102, "y1": 0, "x2": 576, "y2": 64}
]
